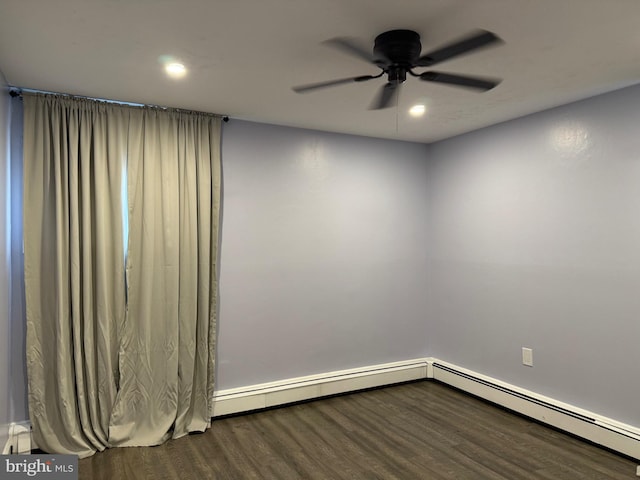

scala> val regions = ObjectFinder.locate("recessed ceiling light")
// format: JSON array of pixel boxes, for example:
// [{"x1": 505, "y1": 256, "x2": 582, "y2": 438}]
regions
[
  {"x1": 165, "y1": 62, "x2": 187, "y2": 78},
  {"x1": 409, "y1": 104, "x2": 426, "y2": 117}
]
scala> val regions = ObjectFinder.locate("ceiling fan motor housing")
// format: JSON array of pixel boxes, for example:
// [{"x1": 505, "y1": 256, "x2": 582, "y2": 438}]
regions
[{"x1": 373, "y1": 30, "x2": 422, "y2": 66}]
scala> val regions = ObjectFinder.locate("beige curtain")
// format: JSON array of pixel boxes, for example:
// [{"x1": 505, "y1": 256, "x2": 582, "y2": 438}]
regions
[
  {"x1": 109, "y1": 108, "x2": 221, "y2": 446},
  {"x1": 22, "y1": 94, "x2": 221, "y2": 457}
]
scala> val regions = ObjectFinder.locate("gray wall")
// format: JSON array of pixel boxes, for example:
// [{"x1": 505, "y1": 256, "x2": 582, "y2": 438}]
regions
[
  {"x1": 0, "y1": 70, "x2": 11, "y2": 448},
  {"x1": 428, "y1": 84, "x2": 640, "y2": 426},
  {"x1": 217, "y1": 120, "x2": 431, "y2": 389},
  {"x1": 6, "y1": 78, "x2": 640, "y2": 433}
]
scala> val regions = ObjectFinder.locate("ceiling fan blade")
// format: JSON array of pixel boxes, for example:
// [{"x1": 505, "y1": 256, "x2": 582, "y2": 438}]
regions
[
  {"x1": 370, "y1": 82, "x2": 399, "y2": 110},
  {"x1": 416, "y1": 30, "x2": 502, "y2": 67},
  {"x1": 323, "y1": 37, "x2": 375, "y2": 64},
  {"x1": 420, "y1": 71, "x2": 500, "y2": 91},
  {"x1": 292, "y1": 75, "x2": 378, "y2": 93}
]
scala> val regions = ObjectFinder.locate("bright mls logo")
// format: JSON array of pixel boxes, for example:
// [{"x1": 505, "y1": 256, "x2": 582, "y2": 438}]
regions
[{"x1": 0, "y1": 455, "x2": 77, "y2": 480}]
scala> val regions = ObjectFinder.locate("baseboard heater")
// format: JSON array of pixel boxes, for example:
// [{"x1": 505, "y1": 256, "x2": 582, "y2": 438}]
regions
[
  {"x1": 2, "y1": 422, "x2": 32, "y2": 455},
  {"x1": 212, "y1": 358, "x2": 639, "y2": 460},
  {"x1": 212, "y1": 359, "x2": 429, "y2": 418},
  {"x1": 431, "y1": 361, "x2": 640, "y2": 461}
]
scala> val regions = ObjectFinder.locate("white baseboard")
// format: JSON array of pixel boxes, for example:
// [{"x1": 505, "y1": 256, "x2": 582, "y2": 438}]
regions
[
  {"x1": 212, "y1": 359, "x2": 429, "y2": 417},
  {"x1": 212, "y1": 357, "x2": 640, "y2": 461},
  {"x1": 429, "y1": 359, "x2": 640, "y2": 461},
  {"x1": 2, "y1": 421, "x2": 31, "y2": 455}
]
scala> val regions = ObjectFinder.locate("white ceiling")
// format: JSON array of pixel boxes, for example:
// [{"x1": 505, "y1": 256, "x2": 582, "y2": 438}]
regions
[{"x1": 1, "y1": 0, "x2": 640, "y2": 143}]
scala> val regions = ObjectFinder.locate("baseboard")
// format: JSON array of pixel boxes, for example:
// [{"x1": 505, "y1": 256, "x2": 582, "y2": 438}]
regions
[
  {"x1": 212, "y1": 357, "x2": 639, "y2": 461},
  {"x1": 2, "y1": 421, "x2": 31, "y2": 455},
  {"x1": 211, "y1": 358, "x2": 429, "y2": 417},
  {"x1": 429, "y1": 359, "x2": 640, "y2": 461}
]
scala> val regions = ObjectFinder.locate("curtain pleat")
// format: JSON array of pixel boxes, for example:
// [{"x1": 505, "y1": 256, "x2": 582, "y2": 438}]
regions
[{"x1": 22, "y1": 94, "x2": 221, "y2": 457}]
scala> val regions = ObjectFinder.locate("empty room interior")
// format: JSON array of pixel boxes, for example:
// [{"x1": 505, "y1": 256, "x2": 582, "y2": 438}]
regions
[{"x1": 1, "y1": 0, "x2": 640, "y2": 478}]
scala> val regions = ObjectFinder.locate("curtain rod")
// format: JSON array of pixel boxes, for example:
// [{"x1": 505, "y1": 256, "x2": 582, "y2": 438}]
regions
[{"x1": 8, "y1": 87, "x2": 230, "y2": 122}]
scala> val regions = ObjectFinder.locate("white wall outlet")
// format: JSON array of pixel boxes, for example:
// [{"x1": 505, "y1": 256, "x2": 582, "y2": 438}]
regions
[
  {"x1": 522, "y1": 347, "x2": 533, "y2": 367},
  {"x1": 635, "y1": 464, "x2": 640, "y2": 476}
]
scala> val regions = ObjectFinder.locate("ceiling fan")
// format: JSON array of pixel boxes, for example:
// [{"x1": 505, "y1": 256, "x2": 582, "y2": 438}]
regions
[{"x1": 292, "y1": 29, "x2": 503, "y2": 110}]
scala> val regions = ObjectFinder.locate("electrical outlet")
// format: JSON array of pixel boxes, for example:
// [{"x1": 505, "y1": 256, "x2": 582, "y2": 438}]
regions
[
  {"x1": 522, "y1": 347, "x2": 533, "y2": 367},
  {"x1": 635, "y1": 465, "x2": 640, "y2": 476}
]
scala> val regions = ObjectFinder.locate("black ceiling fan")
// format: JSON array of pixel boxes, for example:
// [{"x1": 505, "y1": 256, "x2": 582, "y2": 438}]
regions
[{"x1": 292, "y1": 29, "x2": 503, "y2": 110}]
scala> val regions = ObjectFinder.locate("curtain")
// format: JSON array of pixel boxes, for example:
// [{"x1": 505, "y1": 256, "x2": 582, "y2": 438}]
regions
[
  {"x1": 109, "y1": 107, "x2": 221, "y2": 445},
  {"x1": 22, "y1": 94, "x2": 221, "y2": 457}
]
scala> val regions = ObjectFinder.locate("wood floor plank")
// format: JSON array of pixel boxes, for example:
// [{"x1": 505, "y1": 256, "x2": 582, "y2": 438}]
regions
[{"x1": 78, "y1": 380, "x2": 638, "y2": 479}]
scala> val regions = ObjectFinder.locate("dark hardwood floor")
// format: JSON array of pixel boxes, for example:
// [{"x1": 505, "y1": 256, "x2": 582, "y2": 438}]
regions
[{"x1": 79, "y1": 380, "x2": 638, "y2": 479}]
